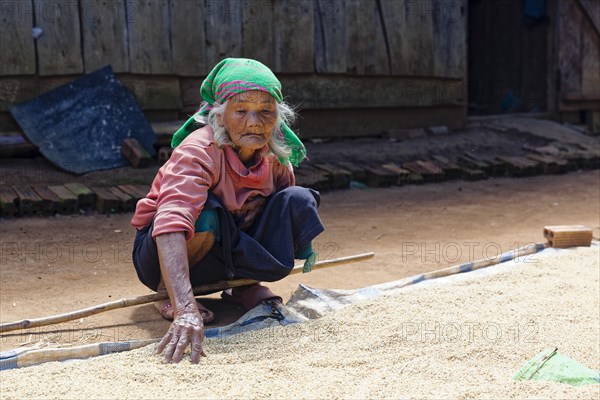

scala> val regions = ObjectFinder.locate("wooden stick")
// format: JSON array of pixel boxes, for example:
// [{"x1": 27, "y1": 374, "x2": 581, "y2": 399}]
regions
[
  {"x1": 1, "y1": 339, "x2": 159, "y2": 371},
  {"x1": 0, "y1": 252, "x2": 374, "y2": 334}
]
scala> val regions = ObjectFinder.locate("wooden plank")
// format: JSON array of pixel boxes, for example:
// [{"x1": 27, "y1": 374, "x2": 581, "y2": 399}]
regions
[
  {"x1": 345, "y1": 0, "x2": 388, "y2": 75},
  {"x1": 91, "y1": 186, "x2": 120, "y2": 213},
  {"x1": 431, "y1": 0, "x2": 467, "y2": 78},
  {"x1": 32, "y1": 186, "x2": 61, "y2": 215},
  {"x1": 127, "y1": 0, "x2": 171, "y2": 74},
  {"x1": 204, "y1": 0, "x2": 242, "y2": 69},
  {"x1": 496, "y1": 156, "x2": 541, "y2": 177},
  {"x1": 458, "y1": 154, "x2": 493, "y2": 176},
  {"x1": 121, "y1": 138, "x2": 152, "y2": 168},
  {"x1": 0, "y1": 133, "x2": 37, "y2": 158},
  {"x1": 458, "y1": 166, "x2": 485, "y2": 181},
  {"x1": 80, "y1": 0, "x2": 129, "y2": 73},
  {"x1": 577, "y1": 0, "x2": 600, "y2": 35},
  {"x1": 364, "y1": 165, "x2": 399, "y2": 187},
  {"x1": 466, "y1": 153, "x2": 506, "y2": 176},
  {"x1": 335, "y1": 161, "x2": 367, "y2": 183},
  {"x1": 581, "y1": 16, "x2": 600, "y2": 99},
  {"x1": 64, "y1": 182, "x2": 96, "y2": 209},
  {"x1": 35, "y1": 0, "x2": 84, "y2": 75},
  {"x1": 415, "y1": 160, "x2": 446, "y2": 181},
  {"x1": 0, "y1": 187, "x2": 18, "y2": 218},
  {"x1": 380, "y1": 0, "x2": 434, "y2": 76},
  {"x1": 546, "y1": 0, "x2": 559, "y2": 113},
  {"x1": 108, "y1": 186, "x2": 135, "y2": 212},
  {"x1": 12, "y1": 186, "x2": 43, "y2": 216},
  {"x1": 171, "y1": 0, "x2": 206, "y2": 76},
  {"x1": 314, "y1": 0, "x2": 346, "y2": 73},
  {"x1": 47, "y1": 185, "x2": 78, "y2": 214},
  {"x1": 180, "y1": 78, "x2": 203, "y2": 109},
  {"x1": 313, "y1": 163, "x2": 352, "y2": 190},
  {"x1": 241, "y1": 0, "x2": 274, "y2": 67},
  {"x1": 380, "y1": 163, "x2": 414, "y2": 185},
  {"x1": 526, "y1": 154, "x2": 564, "y2": 174},
  {"x1": 279, "y1": 76, "x2": 464, "y2": 109},
  {"x1": 402, "y1": 161, "x2": 444, "y2": 183},
  {"x1": 0, "y1": 76, "x2": 74, "y2": 112},
  {"x1": 294, "y1": 164, "x2": 330, "y2": 191},
  {"x1": 296, "y1": 106, "x2": 465, "y2": 138},
  {"x1": 120, "y1": 76, "x2": 182, "y2": 110},
  {"x1": 273, "y1": 0, "x2": 314, "y2": 73},
  {"x1": 0, "y1": 0, "x2": 36, "y2": 75},
  {"x1": 429, "y1": 156, "x2": 462, "y2": 180},
  {"x1": 117, "y1": 184, "x2": 145, "y2": 203},
  {"x1": 130, "y1": 184, "x2": 150, "y2": 198},
  {"x1": 558, "y1": 0, "x2": 583, "y2": 100}
]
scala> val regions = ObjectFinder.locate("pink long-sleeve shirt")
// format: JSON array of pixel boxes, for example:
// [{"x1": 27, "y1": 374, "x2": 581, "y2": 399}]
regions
[{"x1": 131, "y1": 125, "x2": 295, "y2": 240}]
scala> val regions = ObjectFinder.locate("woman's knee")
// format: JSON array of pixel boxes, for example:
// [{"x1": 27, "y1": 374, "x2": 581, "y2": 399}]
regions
[{"x1": 274, "y1": 186, "x2": 321, "y2": 208}]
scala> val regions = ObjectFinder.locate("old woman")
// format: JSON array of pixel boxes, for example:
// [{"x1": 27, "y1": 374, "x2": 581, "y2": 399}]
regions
[{"x1": 131, "y1": 58, "x2": 324, "y2": 364}]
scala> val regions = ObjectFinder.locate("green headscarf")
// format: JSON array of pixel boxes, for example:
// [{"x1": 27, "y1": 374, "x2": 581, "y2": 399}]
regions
[{"x1": 171, "y1": 58, "x2": 306, "y2": 166}]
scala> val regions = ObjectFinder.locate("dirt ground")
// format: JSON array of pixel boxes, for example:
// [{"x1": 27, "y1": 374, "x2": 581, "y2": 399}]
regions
[{"x1": 0, "y1": 170, "x2": 599, "y2": 351}]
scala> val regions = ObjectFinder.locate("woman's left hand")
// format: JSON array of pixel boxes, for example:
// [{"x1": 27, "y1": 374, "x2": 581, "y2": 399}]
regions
[{"x1": 238, "y1": 195, "x2": 266, "y2": 230}]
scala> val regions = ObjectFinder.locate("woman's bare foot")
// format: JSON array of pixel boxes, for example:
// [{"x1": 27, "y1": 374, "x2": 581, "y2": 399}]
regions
[
  {"x1": 153, "y1": 281, "x2": 215, "y2": 322},
  {"x1": 154, "y1": 299, "x2": 215, "y2": 323}
]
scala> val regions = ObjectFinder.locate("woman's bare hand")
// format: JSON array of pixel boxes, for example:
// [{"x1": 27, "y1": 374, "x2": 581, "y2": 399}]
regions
[
  {"x1": 156, "y1": 308, "x2": 206, "y2": 364},
  {"x1": 155, "y1": 232, "x2": 206, "y2": 363}
]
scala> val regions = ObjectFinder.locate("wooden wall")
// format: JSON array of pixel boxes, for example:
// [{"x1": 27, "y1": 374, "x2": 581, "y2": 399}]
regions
[
  {"x1": 0, "y1": 0, "x2": 468, "y2": 135},
  {"x1": 557, "y1": 0, "x2": 600, "y2": 112}
]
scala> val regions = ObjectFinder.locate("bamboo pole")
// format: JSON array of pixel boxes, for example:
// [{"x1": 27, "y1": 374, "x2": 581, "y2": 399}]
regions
[
  {"x1": 417, "y1": 242, "x2": 548, "y2": 280},
  {"x1": 1, "y1": 339, "x2": 159, "y2": 371},
  {"x1": 0, "y1": 252, "x2": 374, "y2": 334}
]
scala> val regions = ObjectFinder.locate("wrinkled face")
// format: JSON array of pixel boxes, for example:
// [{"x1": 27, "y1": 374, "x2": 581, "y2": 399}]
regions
[{"x1": 219, "y1": 90, "x2": 278, "y2": 151}]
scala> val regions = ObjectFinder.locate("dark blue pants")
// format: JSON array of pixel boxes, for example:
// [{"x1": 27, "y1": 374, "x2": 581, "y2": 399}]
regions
[{"x1": 132, "y1": 186, "x2": 324, "y2": 291}]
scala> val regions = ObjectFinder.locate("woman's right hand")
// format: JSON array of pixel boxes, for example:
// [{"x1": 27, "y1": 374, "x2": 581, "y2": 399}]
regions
[
  {"x1": 156, "y1": 307, "x2": 206, "y2": 364},
  {"x1": 155, "y1": 232, "x2": 207, "y2": 364}
]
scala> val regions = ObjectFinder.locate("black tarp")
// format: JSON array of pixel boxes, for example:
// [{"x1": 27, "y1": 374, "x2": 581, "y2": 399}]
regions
[{"x1": 10, "y1": 66, "x2": 156, "y2": 175}]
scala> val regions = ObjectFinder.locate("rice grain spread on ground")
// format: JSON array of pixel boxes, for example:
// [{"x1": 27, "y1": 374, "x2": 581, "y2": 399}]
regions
[{"x1": 1, "y1": 247, "x2": 598, "y2": 399}]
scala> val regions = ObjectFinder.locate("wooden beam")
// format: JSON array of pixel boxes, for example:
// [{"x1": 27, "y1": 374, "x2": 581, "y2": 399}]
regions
[
  {"x1": 576, "y1": 0, "x2": 600, "y2": 37},
  {"x1": 279, "y1": 76, "x2": 464, "y2": 109},
  {"x1": 273, "y1": 0, "x2": 314, "y2": 73},
  {"x1": 0, "y1": 0, "x2": 35, "y2": 75},
  {"x1": 558, "y1": 0, "x2": 583, "y2": 102},
  {"x1": 35, "y1": 0, "x2": 84, "y2": 75},
  {"x1": 379, "y1": 0, "x2": 434, "y2": 76},
  {"x1": 431, "y1": 0, "x2": 467, "y2": 79},
  {"x1": 241, "y1": 0, "x2": 274, "y2": 67},
  {"x1": 345, "y1": 0, "x2": 388, "y2": 75},
  {"x1": 119, "y1": 75, "x2": 182, "y2": 110},
  {"x1": 80, "y1": 0, "x2": 129, "y2": 73},
  {"x1": 581, "y1": 15, "x2": 600, "y2": 100},
  {"x1": 127, "y1": 0, "x2": 172, "y2": 74},
  {"x1": 204, "y1": 0, "x2": 242, "y2": 68},
  {"x1": 171, "y1": 0, "x2": 207, "y2": 76},
  {"x1": 314, "y1": 0, "x2": 346, "y2": 73}
]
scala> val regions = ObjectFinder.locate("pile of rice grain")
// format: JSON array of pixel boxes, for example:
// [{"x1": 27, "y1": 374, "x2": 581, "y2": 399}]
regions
[{"x1": 1, "y1": 247, "x2": 598, "y2": 399}]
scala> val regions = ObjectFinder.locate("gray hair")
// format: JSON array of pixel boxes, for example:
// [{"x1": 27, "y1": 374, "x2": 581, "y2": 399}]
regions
[{"x1": 193, "y1": 100, "x2": 296, "y2": 163}]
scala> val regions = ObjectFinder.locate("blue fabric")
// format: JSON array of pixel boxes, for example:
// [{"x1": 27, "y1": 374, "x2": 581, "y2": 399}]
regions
[
  {"x1": 194, "y1": 209, "x2": 221, "y2": 241},
  {"x1": 132, "y1": 186, "x2": 324, "y2": 291},
  {"x1": 9, "y1": 66, "x2": 156, "y2": 175}
]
